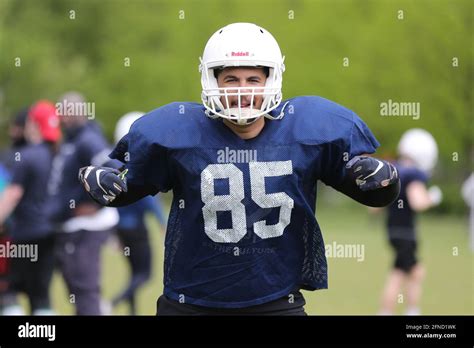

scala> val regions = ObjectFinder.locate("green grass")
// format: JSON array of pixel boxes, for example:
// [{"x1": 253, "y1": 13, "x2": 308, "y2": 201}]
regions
[{"x1": 43, "y1": 190, "x2": 472, "y2": 315}]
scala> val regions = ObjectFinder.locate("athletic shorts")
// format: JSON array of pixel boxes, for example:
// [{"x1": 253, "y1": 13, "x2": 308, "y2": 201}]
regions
[{"x1": 389, "y1": 238, "x2": 418, "y2": 273}]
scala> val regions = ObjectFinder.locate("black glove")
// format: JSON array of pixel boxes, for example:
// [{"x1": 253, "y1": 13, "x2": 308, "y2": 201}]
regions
[
  {"x1": 78, "y1": 166, "x2": 127, "y2": 205},
  {"x1": 345, "y1": 156, "x2": 398, "y2": 191}
]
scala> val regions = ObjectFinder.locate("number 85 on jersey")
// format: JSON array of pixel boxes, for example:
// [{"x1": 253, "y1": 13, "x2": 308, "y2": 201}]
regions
[{"x1": 201, "y1": 160, "x2": 294, "y2": 243}]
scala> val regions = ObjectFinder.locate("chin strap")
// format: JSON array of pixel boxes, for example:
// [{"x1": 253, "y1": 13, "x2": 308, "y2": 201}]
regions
[
  {"x1": 229, "y1": 117, "x2": 260, "y2": 126},
  {"x1": 204, "y1": 109, "x2": 220, "y2": 119},
  {"x1": 265, "y1": 101, "x2": 289, "y2": 120}
]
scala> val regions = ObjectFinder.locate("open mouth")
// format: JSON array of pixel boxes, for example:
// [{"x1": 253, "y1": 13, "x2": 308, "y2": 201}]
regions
[{"x1": 231, "y1": 102, "x2": 251, "y2": 108}]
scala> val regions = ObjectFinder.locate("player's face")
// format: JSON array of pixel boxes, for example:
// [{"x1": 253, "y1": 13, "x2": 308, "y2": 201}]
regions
[
  {"x1": 216, "y1": 67, "x2": 267, "y2": 110},
  {"x1": 58, "y1": 112, "x2": 88, "y2": 129},
  {"x1": 60, "y1": 114, "x2": 77, "y2": 128},
  {"x1": 8, "y1": 124, "x2": 24, "y2": 143},
  {"x1": 24, "y1": 119, "x2": 41, "y2": 143}
]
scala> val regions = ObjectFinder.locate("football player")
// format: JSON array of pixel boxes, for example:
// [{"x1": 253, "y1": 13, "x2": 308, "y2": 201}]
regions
[
  {"x1": 79, "y1": 23, "x2": 400, "y2": 315},
  {"x1": 0, "y1": 108, "x2": 28, "y2": 315},
  {"x1": 379, "y1": 129, "x2": 442, "y2": 315},
  {"x1": 49, "y1": 92, "x2": 120, "y2": 315}
]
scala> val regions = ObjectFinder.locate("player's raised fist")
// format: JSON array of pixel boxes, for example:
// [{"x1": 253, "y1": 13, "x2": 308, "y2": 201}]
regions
[
  {"x1": 78, "y1": 166, "x2": 127, "y2": 205},
  {"x1": 346, "y1": 156, "x2": 399, "y2": 191}
]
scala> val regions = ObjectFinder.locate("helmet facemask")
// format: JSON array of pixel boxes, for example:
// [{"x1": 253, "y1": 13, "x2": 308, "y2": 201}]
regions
[{"x1": 200, "y1": 61, "x2": 284, "y2": 125}]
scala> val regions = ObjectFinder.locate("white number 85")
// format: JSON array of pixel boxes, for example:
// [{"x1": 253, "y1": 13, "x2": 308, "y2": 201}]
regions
[{"x1": 201, "y1": 161, "x2": 294, "y2": 243}]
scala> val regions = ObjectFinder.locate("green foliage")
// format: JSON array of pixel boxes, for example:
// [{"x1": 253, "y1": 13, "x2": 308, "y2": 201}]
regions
[{"x1": 0, "y1": 0, "x2": 472, "y2": 213}]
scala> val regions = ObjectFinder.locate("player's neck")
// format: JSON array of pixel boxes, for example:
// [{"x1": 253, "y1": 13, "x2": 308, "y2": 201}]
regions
[{"x1": 223, "y1": 117, "x2": 265, "y2": 140}]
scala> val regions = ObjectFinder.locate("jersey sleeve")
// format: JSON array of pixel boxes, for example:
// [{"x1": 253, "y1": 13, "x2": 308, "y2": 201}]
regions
[
  {"x1": 109, "y1": 123, "x2": 173, "y2": 193},
  {"x1": 406, "y1": 167, "x2": 429, "y2": 185},
  {"x1": 321, "y1": 112, "x2": 380, "y2": 188},
  {"x1": 348, "y1": 113, "x2": 380, "y2": 157}
]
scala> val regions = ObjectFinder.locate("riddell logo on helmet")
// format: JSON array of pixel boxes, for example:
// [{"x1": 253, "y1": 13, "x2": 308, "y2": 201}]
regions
[{"x1": 231, "y1": 51, "x2": 250, "y2": 57}]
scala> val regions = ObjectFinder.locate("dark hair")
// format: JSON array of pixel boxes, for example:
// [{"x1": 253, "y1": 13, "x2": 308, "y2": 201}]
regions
[
  {"x1": 12, "y1": 107, "x2": 29, "y2": 127},
  {"x1": 214, "y1": 66, "x2": 270, "y2": 79}
]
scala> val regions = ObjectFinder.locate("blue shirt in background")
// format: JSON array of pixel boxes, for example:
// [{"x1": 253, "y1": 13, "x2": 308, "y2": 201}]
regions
[
  {"x1": 387, "y1": 163, "x2": 428, "y2": 240},
  {"x1": 9, "y1": 143, "x2": 54, "y2": 242},
  {"x1": 117, "y1": 195, "x2": 166, "y2": 230},
  {"x1": 47, "y1": 122, "x2": 119, "y2": 224}
]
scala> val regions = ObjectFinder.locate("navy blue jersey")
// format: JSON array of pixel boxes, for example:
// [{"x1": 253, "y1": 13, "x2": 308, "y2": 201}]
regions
[
  {"x1": 47, "y1": 122, "x2": 116, "y2": 223},
  {"x1": 9, "y1": 143, "x2": 54, "y2": 242},
  {"x1": 117, "y1": 195, "x2": 166, "y2": 230},
  {"x1": 110, "y1": 96, "x2": 379, "y2": 308},
  {"x1": 387, "y1": 163, "x2": 428, "y2": 239},
  {"x1": 1, "y1": 144, "x2": 27, "y2": 174}
]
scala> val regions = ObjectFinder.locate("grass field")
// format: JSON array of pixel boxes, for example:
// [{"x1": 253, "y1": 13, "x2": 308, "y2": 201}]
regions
[{"x1": 43, "y1": 189, "x2": 473, "y2": 315}]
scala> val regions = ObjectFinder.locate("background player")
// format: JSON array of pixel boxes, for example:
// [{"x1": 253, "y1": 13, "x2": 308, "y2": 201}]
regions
[
  {"x1": 379, "y1": 128, "x2": 442, "y2": 315},
  {"x1": 0, "y1": 101, "x2": 60, "y2": 315},
  {"x1": 48, "y1": 91, "x2": 120, "y2": 315},
  {"x1": 0, "y1": 108, "x2": 29, "y2": 315}
]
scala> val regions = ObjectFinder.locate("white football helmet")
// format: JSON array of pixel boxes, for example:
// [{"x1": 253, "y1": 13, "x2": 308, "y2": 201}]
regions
[
  {"x1": 114, "y1": 111, "x2": 145, "y2": 143},
  {"x1": 397, "y1": 128, "x2": 438, "y2": 173},
  {"x1": 199, "y1": 22, "x2": 285, "y2": 125}
]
